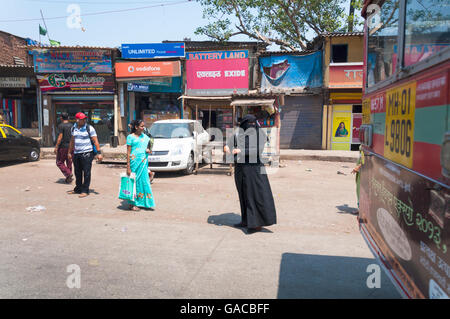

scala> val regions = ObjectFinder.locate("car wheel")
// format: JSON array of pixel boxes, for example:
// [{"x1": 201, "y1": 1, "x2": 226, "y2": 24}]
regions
[
  {"x1": 182, "y1": 152, "x2": 194, "y2": 175},
  {"x1": 28, "y1": 148, "x2": 40, "y2": 162}
]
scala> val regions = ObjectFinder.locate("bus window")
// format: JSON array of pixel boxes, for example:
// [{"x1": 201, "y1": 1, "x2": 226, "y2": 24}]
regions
[
  {"x1": 404, "y1": 0, "x2": 450, "y2": 67},
  {"x1": 367, "y1": 0, "x2": 400, "y2": 87}
]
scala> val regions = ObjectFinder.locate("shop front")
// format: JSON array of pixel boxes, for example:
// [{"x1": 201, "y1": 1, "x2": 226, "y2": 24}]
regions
[
  {"x1": 0, "y1": 66, "x2": 38, "y2": 136},
  {"x1": 230, "y1": 97, "x2": 281, "y2": 163},
  {"x1": 325, "y1": 63, "x2": 363, "y2": 150},
  {"x1": 30, "y1": 47, "x2": 116, "y2": 146},
  {"x1": 115, "y1": 60, "x2": 182, "y2": 129}
]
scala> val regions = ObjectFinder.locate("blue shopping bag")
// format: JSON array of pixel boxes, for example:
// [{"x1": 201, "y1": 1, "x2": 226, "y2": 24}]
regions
[{"x1": 118, "y1": 172, "x2": 136, "y2": 201}]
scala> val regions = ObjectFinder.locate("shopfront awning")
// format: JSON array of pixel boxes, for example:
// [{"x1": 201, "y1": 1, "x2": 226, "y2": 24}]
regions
[
  {"x1": 230, "y1": 99, "x2": 275, "y2": 106},
  {"x1": 178, "y1": 95, "x2": 232, "y2": 100}
]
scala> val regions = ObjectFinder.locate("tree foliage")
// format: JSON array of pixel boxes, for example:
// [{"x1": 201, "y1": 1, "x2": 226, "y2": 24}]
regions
[{"x1": 194, "y1": 0, "x2": 364, "y2": 50}]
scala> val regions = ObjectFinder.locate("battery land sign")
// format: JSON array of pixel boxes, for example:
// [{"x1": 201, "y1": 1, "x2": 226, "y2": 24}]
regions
[{"x1": 186, "y1": 50, "x2": 249, "y2": 96}]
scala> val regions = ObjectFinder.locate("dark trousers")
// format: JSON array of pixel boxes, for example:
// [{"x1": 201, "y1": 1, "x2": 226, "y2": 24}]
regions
[
  {"x1": 73, "y1": 151, "x2": 94, "y2": 194},
  {"x1": 56, "y1": 147, "x2": 73, "y2": 178}
]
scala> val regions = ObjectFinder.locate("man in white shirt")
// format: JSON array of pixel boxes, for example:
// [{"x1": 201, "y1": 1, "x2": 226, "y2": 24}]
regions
[{"x1": 67, "y1": 112, "x2": 103, "y2": 198}]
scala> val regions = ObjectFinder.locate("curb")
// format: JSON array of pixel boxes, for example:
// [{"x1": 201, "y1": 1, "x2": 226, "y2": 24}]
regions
[
  {"x1": 40, "y1": 150, "x2": 127, "y2": 162},
  {"x1": 280, "y1": 154, "x2": 357, "y2": 163},
  {"x1": 42, "y1": 150, "x2": 357, "y2": 163}
]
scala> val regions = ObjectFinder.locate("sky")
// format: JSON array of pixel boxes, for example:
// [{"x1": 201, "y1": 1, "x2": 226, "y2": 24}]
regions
[
  {"x1": 0, "y1": 0, "x2": 235, "y2": 47},
  {"x1": 0, "y1": 0, "x2": 358, "y2": 49}
]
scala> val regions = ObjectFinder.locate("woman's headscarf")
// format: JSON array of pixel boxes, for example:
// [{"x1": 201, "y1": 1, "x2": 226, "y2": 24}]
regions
[{"x1": 239, "y1": 114, "x2": 258, "y2": 131}]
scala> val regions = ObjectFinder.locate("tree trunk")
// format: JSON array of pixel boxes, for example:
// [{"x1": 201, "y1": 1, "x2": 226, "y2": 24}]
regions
[{"x1": 348, "y1": 0, "x2": 355, "y2": 32}]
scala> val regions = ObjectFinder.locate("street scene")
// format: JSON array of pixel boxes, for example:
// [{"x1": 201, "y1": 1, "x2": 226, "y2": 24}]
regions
[{"x1": 0, "y1": 0, "x2": 449, "y2": 301}]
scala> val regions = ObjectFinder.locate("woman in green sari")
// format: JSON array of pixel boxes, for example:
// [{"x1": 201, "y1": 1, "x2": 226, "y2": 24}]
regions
[
  {"x1": 126, "y1": 120, "x2": 155, "y2": 211},
  {"x1": 335, "y1": 122, "x2": 349, "y2": 137}
]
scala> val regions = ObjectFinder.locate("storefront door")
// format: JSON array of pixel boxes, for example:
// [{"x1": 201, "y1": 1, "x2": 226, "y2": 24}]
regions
[{"x1": 55, "y1": 101, "x2": 114, "y2": 144}]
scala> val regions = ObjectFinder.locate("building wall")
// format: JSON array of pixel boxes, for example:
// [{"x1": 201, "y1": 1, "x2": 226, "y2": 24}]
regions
[
  {"x1": 323, "y1": 36, "x2": 364, "y2": 87},
  {"x1": 0, "y1": 31, "x2": 33, "y2": 66}
]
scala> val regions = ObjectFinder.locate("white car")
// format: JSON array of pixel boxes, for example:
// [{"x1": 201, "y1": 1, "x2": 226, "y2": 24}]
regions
[{"x1": 146, "y1": 119, "x2": 210, "y2": 174}]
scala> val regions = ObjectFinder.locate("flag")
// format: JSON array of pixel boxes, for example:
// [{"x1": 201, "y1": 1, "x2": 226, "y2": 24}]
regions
[
  {"x1": 49, "y1": 39, "x2": 60, "y2": 47},
  {"x1": 39, "y1": 25, "x2": 47, "y2": 36}
]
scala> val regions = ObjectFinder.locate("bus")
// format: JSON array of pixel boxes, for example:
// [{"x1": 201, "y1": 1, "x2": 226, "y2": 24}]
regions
[{"x1": 358, "y1": 0, "x2": 449, "y2": 298}]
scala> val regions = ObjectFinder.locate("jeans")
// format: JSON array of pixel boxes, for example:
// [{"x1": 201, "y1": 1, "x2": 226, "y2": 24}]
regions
[{"x1": 73, "y1": 151, "x2": 94, "y2": 194}]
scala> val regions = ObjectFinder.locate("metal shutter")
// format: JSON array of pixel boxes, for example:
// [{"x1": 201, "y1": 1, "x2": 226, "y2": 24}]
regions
[{"x1": 280, "y1": 95, "x2": 323, "y2": 149}]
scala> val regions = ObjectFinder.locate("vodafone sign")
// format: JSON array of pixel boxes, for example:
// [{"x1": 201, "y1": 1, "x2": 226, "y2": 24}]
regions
[{"x1": 115, "y1": 61, "x2": 181, "y2": 78}]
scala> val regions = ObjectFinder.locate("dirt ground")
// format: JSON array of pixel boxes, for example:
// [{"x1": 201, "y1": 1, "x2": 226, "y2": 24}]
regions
[{"x1": 0, "y1": 159, "x2": 400, "y2": 298}]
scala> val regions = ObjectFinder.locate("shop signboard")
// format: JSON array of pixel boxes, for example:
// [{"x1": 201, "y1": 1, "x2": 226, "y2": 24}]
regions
[
  {"x1": 115, "y1": 61, "x2": 181, "y2": 78},
  {"x1": 121, "y1": 43, "x2": 185, "y2": 59},
  {"x1": 185, "y1": 50, "x2": 249, "y2": 96},
  {"x1": 127, "y1": 77, "x2": 182, "y2": 93},
  {"x1": 0, "y1": 77, "x2": 30, "y2": 88},
  {"x1": 33, "y1": 50, "x2": 112, "y2": 73},
  {"x1": 361, "y1": 154, "x2": 449, "y2": 299},
  {"x1": 259, "y1": 51, "x2": 323, "y2": 92},
  {"x1": 329, "y1": 63, "x2": 363, "y2": 88},
  {"x1": 37, "y1": 73, "x2": 115, "y2": 93}
]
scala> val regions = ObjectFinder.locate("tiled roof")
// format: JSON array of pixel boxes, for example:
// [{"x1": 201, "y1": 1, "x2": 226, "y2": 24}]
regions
[
  {"x1": 320, "y1": 32, "x2": 364, "y2": 37},
  {"x1": 164, "y1": 40, "x2": 269, "y2": 51},
  {"x1": 24, "y1": 45, "x2": 118, "y2": 50},
  {"x1": 258, "y1": 50, "x2": 318, "y2": 57},
  {"x1": 0, "y1": 64, "x2": 35, "y2": 76},
  {"x1": 0, "y1": 64, "x2": 33, "y2": 68}
]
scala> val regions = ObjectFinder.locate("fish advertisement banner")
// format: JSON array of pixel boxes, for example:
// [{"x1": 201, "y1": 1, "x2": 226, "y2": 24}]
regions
[
  {"x1": 259, "y1": 51, "x2": 323, "y2": 92},
  {"x1": 33, "y1": 50, "x2": 112, "y2": 73},
  {"x1": 37, "y1": 73, "x2": 115, "y2": 93}
]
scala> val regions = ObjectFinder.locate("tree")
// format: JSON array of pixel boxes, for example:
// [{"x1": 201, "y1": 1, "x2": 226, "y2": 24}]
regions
[{"x1": 194, "y1": 0, "x2": 364, "y2": 51}]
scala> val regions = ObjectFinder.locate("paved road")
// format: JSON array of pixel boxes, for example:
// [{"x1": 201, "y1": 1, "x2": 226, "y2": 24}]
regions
[{"x1": 0, "y1": 159, "x2": 400, "y2": 298}]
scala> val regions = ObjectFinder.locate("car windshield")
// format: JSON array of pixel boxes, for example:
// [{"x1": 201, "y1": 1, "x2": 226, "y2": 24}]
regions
[
  {"x1": 149, "y1": 123, "x2": 193, "y2": 139},
  {"x1": 2, "y1": 126, "x2": 21, "y2": 138}
]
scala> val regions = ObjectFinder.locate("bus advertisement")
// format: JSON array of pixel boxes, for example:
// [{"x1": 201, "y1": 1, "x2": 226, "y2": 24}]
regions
[{"x1": 359, "y1": 0, "x2": 449, "y2": 298}]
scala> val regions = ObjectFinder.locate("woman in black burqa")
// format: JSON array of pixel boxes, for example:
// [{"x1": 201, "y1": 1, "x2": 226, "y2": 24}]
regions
[{"x1": 224, "y1": 114, "x2": 277, "y2": 233}]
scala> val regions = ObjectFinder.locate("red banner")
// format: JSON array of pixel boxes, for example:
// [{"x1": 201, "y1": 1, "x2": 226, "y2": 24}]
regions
[
  {"x1": 329, "y1": 64, "x2": 363, "y2": 88},
  {"x1": 186, "y1": 50, "x2": 249, "y2": 96}
]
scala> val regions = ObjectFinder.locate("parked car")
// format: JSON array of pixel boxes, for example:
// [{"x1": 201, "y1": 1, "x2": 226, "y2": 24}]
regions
[
  {"x1": 146, "y1": 120, "x2": 210, "y2": 174},
  {"x1": 0, "y1": 124, "x2": 40, "y2": 162}
]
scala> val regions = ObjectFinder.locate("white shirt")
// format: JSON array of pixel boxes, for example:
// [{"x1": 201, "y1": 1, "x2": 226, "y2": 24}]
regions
[{"x1": 72, "y1": 124, "x2": 97, "y2": 154}]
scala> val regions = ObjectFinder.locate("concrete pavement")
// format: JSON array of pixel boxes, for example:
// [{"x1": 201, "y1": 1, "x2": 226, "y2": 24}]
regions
[{"x1": 0, "y1": 158, "x2": 400, "y2": 298}]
